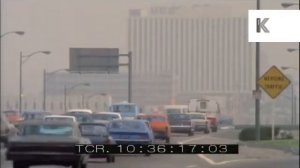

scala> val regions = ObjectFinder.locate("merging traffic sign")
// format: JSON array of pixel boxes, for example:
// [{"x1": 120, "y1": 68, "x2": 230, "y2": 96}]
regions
[{"x1": 258, "y1": 66, "x2": 291, "y2": 99}]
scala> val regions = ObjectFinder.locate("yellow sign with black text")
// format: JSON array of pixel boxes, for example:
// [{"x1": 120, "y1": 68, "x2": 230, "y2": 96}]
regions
[{"x1": 258, "y1": 66, "x2": 291, "y2": 99}]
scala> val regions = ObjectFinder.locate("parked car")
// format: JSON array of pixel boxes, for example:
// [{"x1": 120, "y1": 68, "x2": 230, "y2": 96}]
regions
[
  {"x1": 79, "y1": 122, "x2": 116, "y2": 163},
  {"x1": 6, "y1": 120, "x2": 90, "y2": 168},
  {"x1": 167, "y1": 113, "x2": 194, "y2": 136},
  {"x1": 188, "y1": 113, "x2": 210, "y2": 134},
  {"x1": 136, "y1": 113, "x2": 171, "y2": 143}
]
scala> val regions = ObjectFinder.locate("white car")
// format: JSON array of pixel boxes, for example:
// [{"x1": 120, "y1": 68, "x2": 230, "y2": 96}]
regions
[
  {"x1": 92, "y1": 112, "x2": 122, "y2": 122},
  {"x1": 66, "y1": 109, "x2": 93, "y2": 115},
  {"x1": 188, "y1": 113, "x2": 211, "y2": 134},
  {"x1": 43, "y1": 115, "x2": 77, "y2": 123}
]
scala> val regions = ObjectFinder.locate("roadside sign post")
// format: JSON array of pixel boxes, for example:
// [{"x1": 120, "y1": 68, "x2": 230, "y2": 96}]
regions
[
  {"x1": 257, "y1": 66, "x2": 291, "y2": 141},
  {"x1": 271, "y1": 101, "x2": 275, "y2": 140}
]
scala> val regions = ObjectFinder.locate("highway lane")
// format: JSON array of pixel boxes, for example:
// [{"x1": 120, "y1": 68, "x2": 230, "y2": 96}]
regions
[{"x1": 1, "y1": 130, "x2": 299, "y2": 168}]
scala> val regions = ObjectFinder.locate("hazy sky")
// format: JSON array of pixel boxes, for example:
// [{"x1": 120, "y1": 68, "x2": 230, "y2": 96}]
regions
[{"x1": 1, "y1": 0, "x2": 299, "y2": 99}]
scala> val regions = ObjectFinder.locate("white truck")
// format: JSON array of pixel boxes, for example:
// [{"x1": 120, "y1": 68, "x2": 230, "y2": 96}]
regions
[{"x1": 188, "y1": 98, "x2": 221, "y2": 132}]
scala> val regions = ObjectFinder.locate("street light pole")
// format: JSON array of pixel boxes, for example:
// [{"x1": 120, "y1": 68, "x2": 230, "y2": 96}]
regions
[
  {"x1": 19, "y1": 51, "x2": 51, "y2": 114},
  {"x1": 0, "y1": 30, "x2": 24, "y2": 117},
  {"x1": 255, "y1": 0, "x2": 261, "y2": 141},
  {"x1": 19, "y1": 52, "x2": 23, "y2": 115}
]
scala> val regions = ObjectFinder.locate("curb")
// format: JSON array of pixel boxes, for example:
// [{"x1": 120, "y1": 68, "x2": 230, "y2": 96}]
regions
[{"x1": 239, "y1": 141, "x2": 299, "y2": 155}]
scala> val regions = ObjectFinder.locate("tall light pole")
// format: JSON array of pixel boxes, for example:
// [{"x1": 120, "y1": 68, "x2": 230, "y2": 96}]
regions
[
  {"x1": 19, "y1": 51, "x2": 51, "y2": 115},
  {"x1": 64, "y1": 82, "x2": 90, "y2": 112},
  {"x1": 254, "y1": 0, "x2": 261, "y2": 141},
  {"x1": 281, "y1": 66, "x2": 299, "y2": 125},
  {"x1": 281, "y1": 2, "x2": 299, "y2": 125},
  {"x1": 0, "y1": 30, "x2": 24, "y2": 118},
  {"x1": 43, "y1": 68, "x2": 69, "y2": 111}
]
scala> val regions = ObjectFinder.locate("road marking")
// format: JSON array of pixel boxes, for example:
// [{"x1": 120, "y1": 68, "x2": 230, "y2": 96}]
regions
[
  {"x1": 186, "y1": 165, "x2": 197, "y2": 168},
  {"x1": 178, "y1": 136, "x2": 208, "y2": 144},
  {"x1": 197, "y1": 154, "x2": 257, "y2": 165}
]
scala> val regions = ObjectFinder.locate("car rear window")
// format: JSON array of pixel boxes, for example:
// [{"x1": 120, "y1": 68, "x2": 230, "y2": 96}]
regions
[
  {"x1": 189, "y1": 114, "x2": 205, "y2": 119},
  {"x1": 45, "y1": 117, "x2": 74, "y2": 122},
  {"x1": 92, "y1": 114, "x2": 119, "y2": 121},
  {"x1": 22, "y1": 124, "x2": 73, "y2": 136},
  {"x1": 80, "y1": 125, "x2": 107, "y2": 136},
  {"x1": 108, "y1": 121, "x2": 147, "y2": 132},
  {"x1": 150, "y1": 116, "x2": 166, "y2": 122}
]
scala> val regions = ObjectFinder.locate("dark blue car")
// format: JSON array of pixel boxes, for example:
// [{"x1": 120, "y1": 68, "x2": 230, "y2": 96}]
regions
[{"x1": 107, "y1": 120, "x2": 154, "y2": 145}]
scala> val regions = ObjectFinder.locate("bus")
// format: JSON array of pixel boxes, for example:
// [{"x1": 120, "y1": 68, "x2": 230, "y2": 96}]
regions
[{"x1": 109, "y1": 101, "x2": 140, "y2": 119}]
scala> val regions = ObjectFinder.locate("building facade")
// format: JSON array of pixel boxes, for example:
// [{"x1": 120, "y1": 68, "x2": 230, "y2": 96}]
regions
[{"x1": 128, "y1": 5, "x2": 255, "y2": 96}]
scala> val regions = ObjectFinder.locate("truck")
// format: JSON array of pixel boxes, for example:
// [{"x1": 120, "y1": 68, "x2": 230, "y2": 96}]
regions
[
  {"x1": 187, "y1": 98, "x2": 221, "y2": 132},
  {"x1": 109, "y1": 101, "x2": 140, "y2": 120}
]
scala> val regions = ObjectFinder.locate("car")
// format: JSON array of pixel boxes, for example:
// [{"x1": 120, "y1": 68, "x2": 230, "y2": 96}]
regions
[
  {"x1": 22, "y1": 111, "x2": 52, "y2": 121},
  {"x1": 91, "y1": 112, "x2": 122, "y2": 123},
  {"x1": 3, "y1": 110, "x2": 22, "y2": 125},
  {"x1": 107, "y1": 119, "x2": 154, "y2": 145},
  {"x1": 64, "y1": 112, "x2": 93, "y2": 123},
  {"x1": 188, "y1": 113, "x2": 210, "y2": 134},
  {"x1": 136, "y1": 113, "x2": 171, "y2": 143},
  {"x1": 44, "y1": 115, "x2": 77, "y2": 122},
  {"x1": 79, "y1": 123, "x2": 116, "y2": 163},
  {"x1": 6, "y1": 120, "x2": 90, "y2": 168},
  {"x1": 167, "y1": 113, "x2": 194, "y2": 136},
  {"x1": 66, "y1": 109, "x2": 93, "y2": 115},
  {"x1": 1, "y1": 113, "x2": 18, "y2": 145}
]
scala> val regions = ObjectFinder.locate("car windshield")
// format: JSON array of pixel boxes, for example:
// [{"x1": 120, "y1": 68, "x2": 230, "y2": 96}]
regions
[
  {"x1": 80, "y1": 125, "x2": 107, "y2": 136},
  {"x1": 21, "y1": 124, "x2": 73, "y2": 136},
  {"x1": 92, "y1": 113, "x2": 119, "y2": 121},
  {"x1": 168, "y1": 114, "x2": 190, "y2": 120},
  {"x1": 149, "y1": 116, "x2": 166, "y2": 122},
  {"x1": 108, "y1": 121, "x2": 147, "y2": 132},
  {"x1": 189, "y1": 114, "x2": 205, "y2": 119}
]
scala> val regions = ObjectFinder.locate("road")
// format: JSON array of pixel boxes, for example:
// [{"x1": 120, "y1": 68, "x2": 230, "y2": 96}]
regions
[{"x1": 1, "y1": 129, "x2": 299, "y2": 168}]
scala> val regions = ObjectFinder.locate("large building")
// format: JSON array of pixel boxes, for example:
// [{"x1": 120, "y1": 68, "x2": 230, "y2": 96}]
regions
[{"x1": 128, "y1": 5, "x2": 255, "y2": 97}]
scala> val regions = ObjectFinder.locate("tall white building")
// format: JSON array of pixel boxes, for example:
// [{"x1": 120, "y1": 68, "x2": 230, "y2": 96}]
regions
[{"x1": 128, "y1": 5, "x2": 255, "y2": 96}]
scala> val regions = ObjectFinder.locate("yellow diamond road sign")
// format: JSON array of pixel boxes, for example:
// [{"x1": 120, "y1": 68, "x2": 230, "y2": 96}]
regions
[{"x1": 258, "y1": 66, "x2": 291, "y2": 99}]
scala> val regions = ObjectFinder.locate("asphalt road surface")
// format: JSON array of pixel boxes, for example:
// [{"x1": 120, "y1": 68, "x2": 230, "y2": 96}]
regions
[{"x1": 1, "y1": 129, "x2": 299, "y2": 168}]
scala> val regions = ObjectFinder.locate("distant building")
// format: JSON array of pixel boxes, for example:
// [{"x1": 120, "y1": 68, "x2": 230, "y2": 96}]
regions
[{"x1": 128, "y1": 5, "x2": 255, "y2": 97}]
